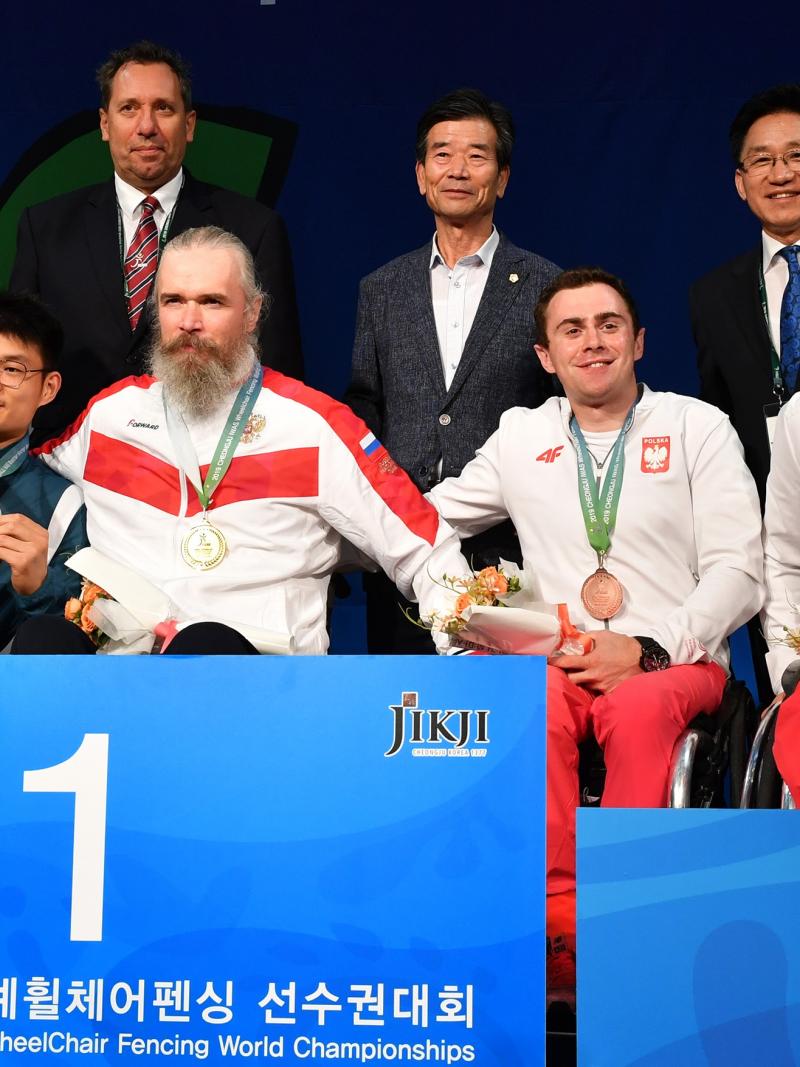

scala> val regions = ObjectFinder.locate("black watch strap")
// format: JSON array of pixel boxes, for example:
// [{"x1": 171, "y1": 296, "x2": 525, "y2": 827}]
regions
[{"x1": 635, "y1": 636, "x2": 671, "y2": 672}]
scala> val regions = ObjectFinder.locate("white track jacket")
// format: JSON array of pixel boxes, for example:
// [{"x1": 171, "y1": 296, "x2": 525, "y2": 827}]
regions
[
  {"x1": 37, "y1": 369, "x2": 466, "y2": 653},
  {"x1": 429, "y1": 387, "x2": 763, "y2": 670},
  {"x1": 762, "y1": 394, "x2": 800, "y2": 690}
]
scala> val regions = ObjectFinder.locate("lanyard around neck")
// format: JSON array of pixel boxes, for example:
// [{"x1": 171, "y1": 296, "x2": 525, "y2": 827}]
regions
[
  {"x1": 0, "y1": 435, "x2": 29, "y2": 516},
  {"x1": 0, "y1": 435, "x2": 29, "y2": 480},
  {"x1": 116, "y1": 174, "x2": 185, "y2": 279},
  {"x1": 163, "y1": 361, "x2": 262, "y2": 514},
  {"x1": 758, "y1": 260, "x2": 785, "y2": 401},
  {"x1": 570, "y1": 400, "x2": 637, "y2": 563}
]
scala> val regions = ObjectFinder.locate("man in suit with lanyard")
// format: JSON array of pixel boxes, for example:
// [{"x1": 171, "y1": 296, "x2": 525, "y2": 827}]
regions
[
  {"x1": 11, "y1": 40, "x2": 303, "y2": 446},
  {"x1": 689, "y1": 84, "x2": 800, "y2": 702},
  {"x1": 345, "y1": 88, "x2": 560, "y2": 653},
  {"x1": 691, "y1": 84, "x2": 800, "y2": 505}
]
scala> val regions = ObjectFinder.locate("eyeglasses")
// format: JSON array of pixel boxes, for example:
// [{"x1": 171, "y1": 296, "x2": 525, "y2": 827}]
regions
[
  {"x1": 739, "y1": 150, "x2": 800, "y2": 175},
  {"x1": 0, "y1": 361, "x2": 47, "y2": 390}
]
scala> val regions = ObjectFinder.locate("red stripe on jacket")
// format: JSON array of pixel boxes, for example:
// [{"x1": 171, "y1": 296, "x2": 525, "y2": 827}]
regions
[
  {"x1": 84, "y1": 433, "x2": 181, "y2": 513},
  {"x1": 34, "y1": 376, "x2": 158, "y2": 457},
  {"x1": 82, "y1": 432, "x2": 320, "y2": 514},
  {"x1": 189, "y1": 447, "x2": 319, "y2": 515},
  {"x1": 263, "y1": 368, "x2": 439, "y2": 546}
]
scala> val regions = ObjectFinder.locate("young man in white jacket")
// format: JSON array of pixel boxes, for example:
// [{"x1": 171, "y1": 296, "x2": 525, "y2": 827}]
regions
[{"x1": 428, "y1": 267, "x2": 764, "y2": 1004}]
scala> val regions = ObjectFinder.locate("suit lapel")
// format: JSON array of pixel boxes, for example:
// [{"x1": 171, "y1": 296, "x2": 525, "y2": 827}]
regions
[
  {"x1": 446, "y1": 234, "x2": 524, "y2": 401},
  {"x1": 83, "y1": 181, "x2": 130, "y2": 344},
  {"x1": 401, "y1": 243, "x2": 447, "y2": 393},
  {"x1": 728, "y1": 245, "x2": 772, "y2": 373},
  {"x1": 168, "y1": 171, "x2": 212, "y2": 236}
]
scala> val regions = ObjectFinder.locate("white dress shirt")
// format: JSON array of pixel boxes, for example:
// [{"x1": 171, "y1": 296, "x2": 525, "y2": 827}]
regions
[
  {"x1": 115, "y1": 169, "x2": 184, "y2": 253},
  {"x1": 429, "y1": 227, "x2": 499, "y2": 390}
]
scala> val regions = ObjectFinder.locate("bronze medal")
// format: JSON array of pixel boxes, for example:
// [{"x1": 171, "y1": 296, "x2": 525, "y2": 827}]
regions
[
  {"x1": 181, "y1": 519, "x2": 227, "y2": 571},
  {"x1": 581, "y1": 567, "x2": 624, "y2": 620}
]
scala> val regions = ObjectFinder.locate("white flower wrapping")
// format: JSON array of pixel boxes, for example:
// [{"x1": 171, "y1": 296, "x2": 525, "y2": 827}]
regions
[
  {"x1": 66, "y1": 548, "x2": 294, "y2": 655},
  {"x1": 431, "y1": 560, "x2": 590, "y2": 656}
]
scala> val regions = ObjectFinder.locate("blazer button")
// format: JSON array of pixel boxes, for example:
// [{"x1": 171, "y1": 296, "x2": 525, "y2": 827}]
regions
[{"x1": 439, "y1": 414, "x2": 451, "y2": 426}]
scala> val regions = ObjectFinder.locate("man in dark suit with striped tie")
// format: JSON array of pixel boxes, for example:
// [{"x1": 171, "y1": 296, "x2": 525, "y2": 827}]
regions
[
  {"x1": 10, "y1": 40, "x2": 302, "y2": 446},
  {"x1": 345, "y1": 88, "x2": 560, "y2": 653}
]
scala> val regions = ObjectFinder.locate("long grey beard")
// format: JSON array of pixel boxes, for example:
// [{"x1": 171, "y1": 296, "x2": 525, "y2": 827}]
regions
[{"x1": 147, "y1": 335, "x2": 257, "y2": 419}]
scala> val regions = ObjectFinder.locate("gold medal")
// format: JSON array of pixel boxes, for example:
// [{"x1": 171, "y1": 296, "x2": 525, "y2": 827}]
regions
[
  {"x1": 181, "y1": 519, "x2": 227, "y2": 571},
  {"x1": 581, "y1": 567, "x2": 624, "y2": 620}
]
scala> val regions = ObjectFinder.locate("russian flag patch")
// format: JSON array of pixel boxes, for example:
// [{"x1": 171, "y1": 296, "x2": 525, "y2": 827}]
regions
[{"x1": 359, "y1": 432, "x2": 382, "y2": 457}]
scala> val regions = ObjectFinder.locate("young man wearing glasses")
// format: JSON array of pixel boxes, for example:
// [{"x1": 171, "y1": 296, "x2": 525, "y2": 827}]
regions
[
  {"x1": 0, "y1": 293, "x2": 86, "y2": 650},
  {"x1": 690, "y1": 84, "x2": 800, "y2": 703}
]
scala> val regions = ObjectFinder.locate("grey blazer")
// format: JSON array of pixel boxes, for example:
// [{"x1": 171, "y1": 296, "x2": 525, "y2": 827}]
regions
[{"x1": 345, "y1": 232, "x2": 560, "y2": 492}]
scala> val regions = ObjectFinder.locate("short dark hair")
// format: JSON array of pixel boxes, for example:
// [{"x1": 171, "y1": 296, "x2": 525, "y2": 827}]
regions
[
  {"x1": 729, "y1": 84, "x2": 800, "y2": 165},
  {"x1": 534, "y1": 267, "x2": 641, "y2": 345},
  {"x1": 0, "y1": 292, "x2": 64, "y2": 370},
  {"x1": 97, "y1": 41, "x2": 192, "y2": 111},
  {"x1": 416, "y1": 88, "x2": 514, "y2": 171}
]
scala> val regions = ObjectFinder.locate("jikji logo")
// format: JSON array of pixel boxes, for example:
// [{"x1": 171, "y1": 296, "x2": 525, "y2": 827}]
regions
[{"x1": 384, "y1": 691, "x2": 491, "y2": 758}]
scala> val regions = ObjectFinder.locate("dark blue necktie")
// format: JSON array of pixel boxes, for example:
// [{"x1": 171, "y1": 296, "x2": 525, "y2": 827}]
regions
[{"x1": 778, "y1": 244, "x2": 800, "y2": 394}]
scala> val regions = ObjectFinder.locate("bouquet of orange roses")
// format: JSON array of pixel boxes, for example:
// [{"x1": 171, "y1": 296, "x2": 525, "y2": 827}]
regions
[
  {"x1": 64, "y1": 579, "x2": 113, "y2": 648},
  {"x1": 418, "y1": 563, "x2": 522, "y2": 636},
  {"x1": 418, "y1": 560, "x2": 592, "y2": 656},
  {"x1": 63, "y1": 547, "x2": 294, "y2": 655}
]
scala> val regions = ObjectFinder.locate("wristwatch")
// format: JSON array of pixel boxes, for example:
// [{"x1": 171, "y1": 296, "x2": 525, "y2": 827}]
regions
[{"x1": 635, "y1": 636, "x2": 671, "y2": 672}]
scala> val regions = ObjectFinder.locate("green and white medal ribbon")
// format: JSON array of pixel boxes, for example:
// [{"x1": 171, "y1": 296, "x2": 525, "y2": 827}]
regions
[
  {"x1": 164, "y1": 361, "x2": 262, "y2": 571},
  {"x1": 0, "y1": 435, "x2": 30, "y2": 516},
  {"x1": 570, "y1": 401, "x2": 636, "y2": 620}
]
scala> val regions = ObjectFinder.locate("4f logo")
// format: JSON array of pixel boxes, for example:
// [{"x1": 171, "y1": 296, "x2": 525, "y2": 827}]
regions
[
  {"x1": 536, "y1": 445, "x2": 564, "y2": 464},
  {"x1": 385, "y1": 691, "x2": 491, "y2": 758}
]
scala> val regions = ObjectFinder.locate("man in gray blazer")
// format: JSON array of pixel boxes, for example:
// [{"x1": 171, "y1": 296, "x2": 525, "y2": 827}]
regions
[{"x1": 345, "y1": 88, "x2": 559, "y2": 652}]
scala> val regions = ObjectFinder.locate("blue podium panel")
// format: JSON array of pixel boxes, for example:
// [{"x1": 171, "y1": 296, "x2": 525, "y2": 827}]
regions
[
  {"x1": 0, "y1": 656, "x2": 545, "y2": 1065},
  {"x1": 577, "y1": 809, "x2": 800, "y2": 1066}
]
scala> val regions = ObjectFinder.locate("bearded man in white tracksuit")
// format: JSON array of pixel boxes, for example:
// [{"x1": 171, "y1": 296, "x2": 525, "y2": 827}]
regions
[
  {"x1": 427, "y1": 267, "x2": 764, "y2": 1003},
  {"x1": 12, "y1": 227, "x2": 467, "y2": 656}
]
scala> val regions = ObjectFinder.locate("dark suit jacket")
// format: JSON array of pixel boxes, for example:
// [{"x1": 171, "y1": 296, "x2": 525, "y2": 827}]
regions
[
  {"x1": 10, "y1": 171, "x2": 303, "y2": 445},
  {"x1": 690, "y1": 244, "x2": 774, "y2": 507},
  {"x1": 345, "y1": 233, "x2": 560, "y2": 499}
]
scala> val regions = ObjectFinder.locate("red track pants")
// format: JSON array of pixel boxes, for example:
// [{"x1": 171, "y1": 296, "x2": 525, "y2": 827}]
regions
[
  {"x1": 546, "y1": 660, "x2": 726, "y2": 941},
  {"x1": 774, "y1": 690, "x2": 800, "y2": 802}
]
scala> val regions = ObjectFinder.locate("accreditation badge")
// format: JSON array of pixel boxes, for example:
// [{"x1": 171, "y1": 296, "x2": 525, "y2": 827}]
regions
[{"x1": 764, "y1": 402, "x2": 781, "y2": 452}]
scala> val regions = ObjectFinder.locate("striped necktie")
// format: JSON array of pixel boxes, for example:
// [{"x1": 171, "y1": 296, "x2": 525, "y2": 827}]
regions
[
  {"x1": 778, "y1": 244, "x2": 800, "y2": 395},
  {"x1": 124, "y1": 195, "x2": 161, "y2": 331}
]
